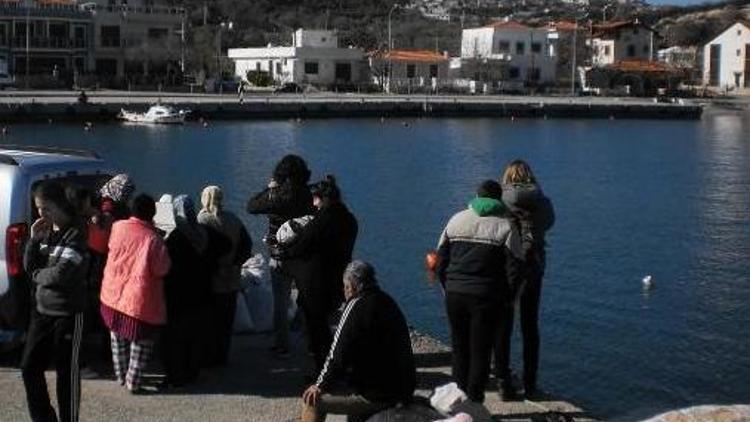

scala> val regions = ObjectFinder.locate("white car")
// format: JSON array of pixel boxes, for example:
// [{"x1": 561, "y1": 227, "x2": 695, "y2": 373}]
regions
[{"x1": 0, "y1": 146, "x2": 112, "y2": 353}]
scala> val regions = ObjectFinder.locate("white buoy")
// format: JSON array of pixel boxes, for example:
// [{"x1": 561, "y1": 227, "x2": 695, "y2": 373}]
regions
[{"x1": 642, "y1": 275, "x2": 654, "y2": 289}]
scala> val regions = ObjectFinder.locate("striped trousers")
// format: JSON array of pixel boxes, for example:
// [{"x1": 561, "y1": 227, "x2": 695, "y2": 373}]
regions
[
  {"x1": 21, "y1": 311, "x2": 84, "y2": 422},
  {"x1": 110, "y1": 333, "x2": 154, "y2": 391}
]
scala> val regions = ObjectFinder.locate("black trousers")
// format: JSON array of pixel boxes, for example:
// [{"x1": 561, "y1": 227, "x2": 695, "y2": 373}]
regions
[
  {"x1": 495, "y1": 264, "x2": 543, "y2": 391},
  {"x1": 163, "y1": 306, "x2": 208, "y2": 385},
  {"x1": 297, "y1": 290, "x2": 334, "y2": 375},
  {"x1": 21, "y1": 311, "x2": 84, "y2": 422},
  {"x1": 206, "y1": 292, "x2": 237, "y2": 367},
  {"x1": 446, "y1": 292, "x2": 499, "y2": 402}
]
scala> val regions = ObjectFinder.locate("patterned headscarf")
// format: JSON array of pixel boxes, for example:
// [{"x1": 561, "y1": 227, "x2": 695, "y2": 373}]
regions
[{"x1": 99, "y1": 174, "x2": 135, "y2": 203}]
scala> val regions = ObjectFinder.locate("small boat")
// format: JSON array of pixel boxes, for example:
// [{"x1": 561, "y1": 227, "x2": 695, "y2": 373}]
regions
[{"x1": 118, "y1": 104, "x2": 189, "y2": 124}]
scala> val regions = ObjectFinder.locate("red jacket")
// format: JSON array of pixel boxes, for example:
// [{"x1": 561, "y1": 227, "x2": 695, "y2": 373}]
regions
[{"x1": 100, "y1": 217, "x2": 171, "y2": 325}]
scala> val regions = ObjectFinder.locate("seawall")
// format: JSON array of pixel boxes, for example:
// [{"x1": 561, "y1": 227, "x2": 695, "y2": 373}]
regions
[{"x1": 0, "y1": 92, "x2": 703, "y2": 122}]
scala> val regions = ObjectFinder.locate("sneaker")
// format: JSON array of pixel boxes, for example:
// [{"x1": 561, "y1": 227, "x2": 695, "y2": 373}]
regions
[{"x1": 497, "y1": 379, "x2": 518, "y2": 401}]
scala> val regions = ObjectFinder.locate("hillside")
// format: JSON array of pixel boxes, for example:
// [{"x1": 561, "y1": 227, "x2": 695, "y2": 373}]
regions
[{"x1": 179, "y1": 0, "x2": 750, "y2": 75}]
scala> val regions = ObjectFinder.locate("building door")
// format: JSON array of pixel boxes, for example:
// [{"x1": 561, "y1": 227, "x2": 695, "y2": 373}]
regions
[
  {"x1": 709, "y1": 44, "x2": 720, "y2": 86},
  {"x1": 745, "y1": 45, "x2": 750, "y2": 88},
  {"x1": 335, "y1": 62, "x2": 351, "y2": 82}
]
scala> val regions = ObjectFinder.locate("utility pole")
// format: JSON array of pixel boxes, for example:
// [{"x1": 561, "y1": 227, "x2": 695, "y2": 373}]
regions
[
  {"x1": 25, "y1": 0, "x2": 30, "y2": 89},
  {"x1": 571, "y1": 19, "x2": 577, "y2": 96}
]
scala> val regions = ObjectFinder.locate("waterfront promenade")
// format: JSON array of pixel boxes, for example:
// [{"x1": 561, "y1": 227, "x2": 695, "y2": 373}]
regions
[
  {"x1": 0, "y1": 331, "x2": 593, "y2": 421},
  {"x1": 0, "y1": 90, "x2": 702, "y2": 121}
]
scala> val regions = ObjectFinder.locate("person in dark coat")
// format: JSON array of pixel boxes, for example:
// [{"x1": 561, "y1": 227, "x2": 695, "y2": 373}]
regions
[
  {"x1": 281, "y1": 175, "x2": 358, "y2": 374},
  {"x1": 162, "y1": 195, "x2": 216, "y2": 386},
  {"x1": 22, "y1": 181, "x2": 89, "y2": 422},
  {"x1": 301, "y1": 261, "x2": 415, "y2": 422},
  {"x1": 246, "y1": 154, "x2": 313, "y2": 356},
  {"x1": 494, "y1": 160, "x2": 555, "y2": 399}
]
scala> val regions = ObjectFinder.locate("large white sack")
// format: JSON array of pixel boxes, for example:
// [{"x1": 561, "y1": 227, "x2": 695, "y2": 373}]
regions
[{"x1": 241, "y1": 254, "x2": 273, "y2": 332}]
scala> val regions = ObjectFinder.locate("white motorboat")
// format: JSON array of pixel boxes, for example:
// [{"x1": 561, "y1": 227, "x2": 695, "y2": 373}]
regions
[{"x1": 118, "y1": 104, "x2": 189, "y2": 124}]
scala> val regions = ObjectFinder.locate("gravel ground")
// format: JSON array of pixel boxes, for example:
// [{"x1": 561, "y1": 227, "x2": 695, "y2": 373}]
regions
[{"x1": 0, "y1": 330, "x2": 593, "y2": 421}]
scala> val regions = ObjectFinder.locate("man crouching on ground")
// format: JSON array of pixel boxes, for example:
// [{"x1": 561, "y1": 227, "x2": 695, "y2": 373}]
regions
[{"x1": 301, "y1": 260, "x2": 416, "y2": 422}]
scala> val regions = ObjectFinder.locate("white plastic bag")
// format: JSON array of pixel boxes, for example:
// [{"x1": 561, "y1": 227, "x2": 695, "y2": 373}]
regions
[
  {"x1": 430, "y1": 382, "x2": 468, "y2": 415},
  {"x1": 241, "y1": 254, "x2": 273, "y2": 333},
  {"x1": 233, "y1": 293, "x2": 254, "y2": 333}
]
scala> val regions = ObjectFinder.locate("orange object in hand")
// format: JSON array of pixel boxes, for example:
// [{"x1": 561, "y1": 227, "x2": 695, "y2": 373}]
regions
[{"x1": 425, "y1": 251, "x2": 440, "y2": 284}]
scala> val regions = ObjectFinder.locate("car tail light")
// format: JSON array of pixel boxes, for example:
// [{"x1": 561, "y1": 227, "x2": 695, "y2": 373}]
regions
[{"x1": 6, "y1": 223, "x2": 28, "y2": 277}]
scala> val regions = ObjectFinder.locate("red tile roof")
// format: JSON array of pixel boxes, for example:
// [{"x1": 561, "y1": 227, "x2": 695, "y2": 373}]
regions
[
  {"x1": 607, "y1": 60, "x2": 673, "y2": 74},
  {"x1": 375, "y1": 49, "x2": 448, "y2": 63},
  {"x1": 485, "y1": 20, "x2": 530, "y2": 30},
  {"x1": 545, "y1": 21, "x2": 580, "y2": 32}
]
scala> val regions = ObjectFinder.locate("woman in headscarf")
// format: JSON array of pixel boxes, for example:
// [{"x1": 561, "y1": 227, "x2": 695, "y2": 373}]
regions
[
  {"x1": 162, "y1": 195, "x2": 213, "y2": 387},
  {"x1": 99, "y1": 174, "x2": 135, "y2": 221},
  {"x1": 198, "y1": 185, "x2": 253, "y2": 367}
]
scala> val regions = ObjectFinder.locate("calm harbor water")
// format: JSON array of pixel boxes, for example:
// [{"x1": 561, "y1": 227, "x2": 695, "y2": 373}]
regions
[{"x1": 4, "y1": 111, "x2": 750, "y2": 419}]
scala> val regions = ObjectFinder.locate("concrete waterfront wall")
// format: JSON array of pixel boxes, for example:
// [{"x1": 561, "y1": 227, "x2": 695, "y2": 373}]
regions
[{"x1": 0, "y1": 97, "x2": 703, "y2": 122}]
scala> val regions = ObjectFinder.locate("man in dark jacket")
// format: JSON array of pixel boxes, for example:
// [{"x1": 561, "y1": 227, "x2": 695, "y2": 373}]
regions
[
  {"x1": 22, "y1": 182, "x2": 89, "y2": 422},
  {"x1": 436, "y1": 180, "x2": 522, "y2": 403},
  {"x1": 247, "y1": 154, "x2": 313, "y2": 356},
  {"x1": 301, "y1": 261, "x2": 415, "y2": 422}
]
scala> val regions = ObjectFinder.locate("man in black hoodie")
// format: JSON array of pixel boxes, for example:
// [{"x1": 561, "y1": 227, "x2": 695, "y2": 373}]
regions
[
  {"x1": 247, "y1": 154, "x2": 313, "y2": 356},
  {"x1": 301, "y1": 261, "x2": 415, "y2": 422}
]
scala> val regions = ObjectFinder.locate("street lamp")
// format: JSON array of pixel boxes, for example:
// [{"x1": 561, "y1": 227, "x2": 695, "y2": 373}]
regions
[
  {"x1": 387, "y1": 4, "x2": 400, "y2": 93},
  {"x1": 215, "y1": 20, "x2": 233, "y2": 92}
]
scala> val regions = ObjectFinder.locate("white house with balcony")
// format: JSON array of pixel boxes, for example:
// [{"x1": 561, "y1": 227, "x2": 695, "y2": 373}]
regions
[
  {"x1": 702, "y1": 22, "x2": 750, "y2": 91},
  {"x1": 459, "y1": 20, "x2": 559, "y2": 85},
  {"x1": 228, "y1": 29, "x2": 365, "y2": 86},
  {"x1": 591, "y1": 20, "x2": 655, "y2": 67}
]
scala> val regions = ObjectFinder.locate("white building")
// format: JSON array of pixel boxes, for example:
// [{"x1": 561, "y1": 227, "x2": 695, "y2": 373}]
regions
[
  {"x1": 228, "y1": 29, "x2": 365, "y2": 86},
  {"x1": 702, "y1": 22, "x2": 750, "y2": 90},
  {"x1": 459, "y1": 20, "x2": 559, "y2": 85},
  {"x1": 591, "y1": 20, "x2": 655, "y2": 67}
]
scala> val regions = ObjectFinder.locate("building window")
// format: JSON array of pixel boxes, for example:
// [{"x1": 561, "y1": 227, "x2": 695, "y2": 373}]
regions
[
  {"x1": 147, "y1": 28, "x2": 168, "y2": 40},
  {"x1": 429, "y1": 64, "x2": 438, "y2": 78},
  {"x1": 304, "y1": 61, "x2": 318, "y2": 75},
  {"x1": 498, "y1": 41, "x2": 510, "y2": 53},
  {"x1": 604, "y1": 45, "x2": 611, "y2": 56},
  {"x1": 101, "y1": 26, "x2": 120, "y2": 47},
  {"x1": 509, "y1": 67, "x2": 520, "y2": 79},
  {"x1": 529, "y1": 68, "x2": 540, "y2": 81},
  {"x1": 406, "y1": 64, "x2": 416, "y2": 78},
  {"x1": 627, "y1": 44, "x2": 636, "y2": 57},
  {"x1": 531, "y1": 42, "x2": 541, "y2": 53},
  {"x1": 516, "y1": 42, "x2": 525, "y2": 55}
]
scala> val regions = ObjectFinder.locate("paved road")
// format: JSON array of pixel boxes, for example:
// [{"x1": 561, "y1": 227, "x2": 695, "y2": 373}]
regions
[
  {"x1": 0, "y1": 89, "x2": 691, "y2": 107},
  {"x1": 0, "y1": 331, "x2": 591, "y2": 421}
]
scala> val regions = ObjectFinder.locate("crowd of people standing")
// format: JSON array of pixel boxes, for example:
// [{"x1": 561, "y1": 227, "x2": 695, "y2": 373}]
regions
[{"x1": 18, "y1": 153, "x2": 553, "y2": 422}]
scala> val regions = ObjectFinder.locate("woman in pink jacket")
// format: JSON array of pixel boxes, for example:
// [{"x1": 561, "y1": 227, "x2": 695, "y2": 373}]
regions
[{"x1": 100, "y1": 194, "x2": 171, "y2": 393}]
